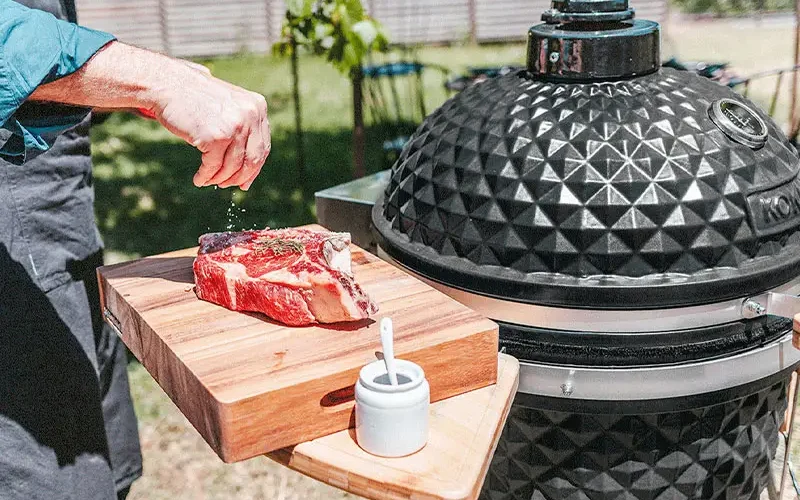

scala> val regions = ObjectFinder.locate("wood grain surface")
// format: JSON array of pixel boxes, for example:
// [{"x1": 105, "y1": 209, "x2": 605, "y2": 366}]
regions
[
  {"x1": 98, "y1": 225, "x2": 499, "y2": 463},
  {"x1": 269, "y1": 353, "x2": 519, "y2": 500}
]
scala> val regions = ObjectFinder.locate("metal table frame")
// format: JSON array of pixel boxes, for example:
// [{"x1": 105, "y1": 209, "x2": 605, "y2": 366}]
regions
[{"x1": 776, "y1": 369, "x2": 799, "y2": 500}]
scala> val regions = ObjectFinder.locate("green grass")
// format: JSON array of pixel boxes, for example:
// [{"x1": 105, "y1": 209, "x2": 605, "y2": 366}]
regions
[
  {"x1": 93, "y1": 44, "x2": 529, "y2": 263},
  {"x1": 93, "y1": 16, "x2": 800, "y2": 500}
]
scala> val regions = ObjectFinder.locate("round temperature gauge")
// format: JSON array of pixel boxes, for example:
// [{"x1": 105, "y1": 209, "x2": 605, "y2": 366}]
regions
[{"x1": 708, "y1": 98, "x2": 768, "y2": 149}]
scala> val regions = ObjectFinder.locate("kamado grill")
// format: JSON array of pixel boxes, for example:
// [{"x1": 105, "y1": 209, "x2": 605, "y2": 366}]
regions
[{"x1": 367, "y1": 0, "x2": 800, "y2": 498}]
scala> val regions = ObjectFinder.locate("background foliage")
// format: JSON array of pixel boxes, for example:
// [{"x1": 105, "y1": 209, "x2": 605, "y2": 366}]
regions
[
  {"x1": 670, "y1": 0, "x2": 794, "y2": 15},
  {"x1": 273, "y1": 0, "x2": 388, "y2": 75}
]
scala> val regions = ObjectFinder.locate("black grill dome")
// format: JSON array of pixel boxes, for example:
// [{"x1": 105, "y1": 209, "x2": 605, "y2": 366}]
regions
[
  {"x1": 372, "y1": 15, "x2": 800, "y2": 309},
  {"x1": 368, "y1": 3, "x2": 800, "y2": 499}
]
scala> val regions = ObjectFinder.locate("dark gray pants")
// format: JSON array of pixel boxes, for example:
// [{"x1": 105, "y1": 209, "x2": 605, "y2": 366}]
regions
[{"x1": 0, "y1": 249, "x2": 142, "y2": 500}]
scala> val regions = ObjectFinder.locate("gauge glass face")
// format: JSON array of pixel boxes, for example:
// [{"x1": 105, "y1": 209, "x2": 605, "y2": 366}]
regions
[{"x1": 709, "y1": 99, "x2": 767, "y2": 149}]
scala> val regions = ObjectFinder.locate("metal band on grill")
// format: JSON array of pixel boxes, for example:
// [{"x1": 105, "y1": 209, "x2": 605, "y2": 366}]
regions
[
  {"x1": 378, "y1": 247, "x2": 800, "y2": 333},
  {"x1": 515, "y1": 334, "x2": 800, "y2": 399}
]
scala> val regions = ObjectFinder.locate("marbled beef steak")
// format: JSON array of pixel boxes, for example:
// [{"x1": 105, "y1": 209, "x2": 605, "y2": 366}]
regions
[{"x1": 193, "y1": 228, "x2": 378, "y2": 326}]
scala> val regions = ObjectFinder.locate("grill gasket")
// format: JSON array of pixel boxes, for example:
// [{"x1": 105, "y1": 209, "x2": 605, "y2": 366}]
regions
[{"x1": 498, "y1": 315, "x2": 790, "y2": 367}]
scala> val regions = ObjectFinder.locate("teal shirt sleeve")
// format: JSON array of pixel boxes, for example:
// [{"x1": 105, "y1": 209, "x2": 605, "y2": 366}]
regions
[{"x1": 0, "y1": 0, "x2": 116, "y2": 163}]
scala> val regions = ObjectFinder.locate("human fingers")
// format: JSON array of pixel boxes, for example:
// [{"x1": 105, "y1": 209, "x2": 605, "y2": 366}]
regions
[
  {"x1": 240, "y1": 166, "x2": 261, "y2": 191},
  {"x1": 793, "y1": 314, "x2": 800, "y2": 350},
  {"x1": 260, "y1": 103, "x2": 271, "y2": 159},
  {"x1": 241, "y1": 105, "x2": 270, "y2": 191},
  {"x1": 222, "y1": 96, "x2": 269, "y2": 189},
  {"x1": 194, "y1": 139, "x2": 229, "y2": 187},
  {"x1": 220, "y1": 125, "x2": 264, "y2": 189},
  {"x1": 208, "y1": 129, "x2": 247, "y2": 187}
]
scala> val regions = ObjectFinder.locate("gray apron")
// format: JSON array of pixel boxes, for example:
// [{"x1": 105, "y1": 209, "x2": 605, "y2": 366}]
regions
[{"x1": 0, "y1": 2, "x2": 143, "y2": 499}]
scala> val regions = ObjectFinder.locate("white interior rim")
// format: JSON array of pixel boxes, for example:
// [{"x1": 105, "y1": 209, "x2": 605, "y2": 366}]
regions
[{"x1": 515, "y1": 334, "x2": 800, "y2": 399}]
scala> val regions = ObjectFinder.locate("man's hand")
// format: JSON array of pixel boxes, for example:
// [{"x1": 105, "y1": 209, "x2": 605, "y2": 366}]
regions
[
  {"x1": 148, "y1": 68, "x2": 270, "y2": 189},
  {"x1": 29, "y1": 41, "x2": 271, "y2": 190},
  {"x1": 794, "y1": 314, "x2": 800, "y2": 350}
]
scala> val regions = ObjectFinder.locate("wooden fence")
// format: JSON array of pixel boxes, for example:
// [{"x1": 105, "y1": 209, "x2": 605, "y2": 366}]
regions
[{"x1": 74, "y1": 0, "x2": 668, "y2": 58}]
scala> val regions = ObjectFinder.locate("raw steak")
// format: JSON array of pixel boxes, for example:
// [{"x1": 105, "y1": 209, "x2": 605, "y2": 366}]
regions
[{"x1": 193, "y1": 228, "x2": 378, "y2": 326}]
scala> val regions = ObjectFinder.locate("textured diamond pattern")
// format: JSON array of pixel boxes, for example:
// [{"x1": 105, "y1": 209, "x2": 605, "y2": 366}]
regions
[
  {"x1": 480, "y1": 380, "x2": 787, "y2": 500},
  {"x1": 380, "y1": 68, "x2": 800, "y2": 278}
]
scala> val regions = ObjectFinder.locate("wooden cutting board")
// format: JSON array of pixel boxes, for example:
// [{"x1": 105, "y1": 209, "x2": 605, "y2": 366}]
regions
[
  {"x1": 98, "y1": 225, "x2": 499, "y2": 463},
  {"x1": 270, "y1": 353, "x2": 519, "y2": 500}
]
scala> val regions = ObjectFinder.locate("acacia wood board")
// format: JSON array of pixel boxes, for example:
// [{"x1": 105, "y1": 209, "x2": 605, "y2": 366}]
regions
[
  {"x1": 97, "y1": 225, "x2": 499, "y2": 463},
  {"x1": 269, "y1": 353, "x2": 519, "y2": 500}
]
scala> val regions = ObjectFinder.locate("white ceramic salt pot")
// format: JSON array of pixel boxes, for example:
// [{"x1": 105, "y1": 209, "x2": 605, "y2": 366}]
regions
[{"x1": 354, "y1": 358, "x2": 430, "y2": 457}]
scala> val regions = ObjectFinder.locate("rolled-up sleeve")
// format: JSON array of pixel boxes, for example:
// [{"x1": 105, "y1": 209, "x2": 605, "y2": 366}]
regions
[{"x1": 0, "y1": 0, "x2": 115, "y2": 161}]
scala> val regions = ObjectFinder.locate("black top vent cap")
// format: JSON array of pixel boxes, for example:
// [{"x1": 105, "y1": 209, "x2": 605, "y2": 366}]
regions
[{"x1": 529, "y1": 0, "x2": 660, "y2": 81}]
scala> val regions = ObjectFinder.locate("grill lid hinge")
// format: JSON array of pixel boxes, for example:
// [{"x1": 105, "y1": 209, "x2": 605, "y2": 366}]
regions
[{"x1": 742, "y1": 293, "x2": 800, "y2": 323}]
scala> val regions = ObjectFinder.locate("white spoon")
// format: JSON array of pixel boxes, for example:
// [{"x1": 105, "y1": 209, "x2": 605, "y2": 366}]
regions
[{"x1": 380, "y1": 317, "x2": 399, "y2": 386}]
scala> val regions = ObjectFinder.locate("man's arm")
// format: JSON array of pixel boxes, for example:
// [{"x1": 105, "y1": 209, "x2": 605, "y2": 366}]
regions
[
  {"x1": 0, "y1": 0, "x2": 268, "y2": 190},
  {"x1": 30, "y1": 41, "x2": 270, "y2": 190}
]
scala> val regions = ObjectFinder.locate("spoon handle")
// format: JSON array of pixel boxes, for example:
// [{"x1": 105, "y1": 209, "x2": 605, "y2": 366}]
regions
[{"x1": 380, "y1": 318, "x2": 399, "y2": 386}]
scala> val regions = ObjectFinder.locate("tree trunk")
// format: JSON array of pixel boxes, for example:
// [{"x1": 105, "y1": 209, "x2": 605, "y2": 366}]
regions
[
  {"x1": 791, "y1": 0, "x2": 800, "y2": 139},
  {"x1": 352, "y1": 67, "x2": 366, "y2": 179},
  {"x1": 291, "y1": 37, "x2": 306, "y2": 189},
  {"x1": 467, "y1": 0, "x2": 477, "y2": 44}
]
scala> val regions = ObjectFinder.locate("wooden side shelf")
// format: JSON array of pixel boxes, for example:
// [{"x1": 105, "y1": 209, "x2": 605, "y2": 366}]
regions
[{"x1": 269, "y1": 353, "x2": 520, "y2": 500}]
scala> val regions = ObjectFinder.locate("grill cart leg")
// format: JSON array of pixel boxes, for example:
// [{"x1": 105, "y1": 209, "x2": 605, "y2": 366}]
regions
[
  {"x1": 783, "y1": 373, "x2": 797, "y2": 436},
  {"x1": 779, "y1": 370, "x2": 799, "y2": 499},
  {"x1": 782, "y1": 320, "x2": 800, "y2": 499}
]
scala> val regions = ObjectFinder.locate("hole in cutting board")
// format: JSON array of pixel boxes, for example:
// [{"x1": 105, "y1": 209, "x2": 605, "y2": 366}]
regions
[
  {"x1": 320, "y1": 385, "x2": 355, "y2": 412},
  {"x1": 318, "y1": 318, "x2": 375, "y2": 331},
  {"x1": 238, "y1": 311, "x2": 374, "y2": 331}
]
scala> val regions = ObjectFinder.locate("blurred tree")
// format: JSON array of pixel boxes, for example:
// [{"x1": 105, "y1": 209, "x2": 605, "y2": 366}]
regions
[
  {"x1": 274, "y1": 0, "x2": 388, "y2": 181},
  {"x1": 670, "y1": 0, "x2": 792, "y2": 13}
]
